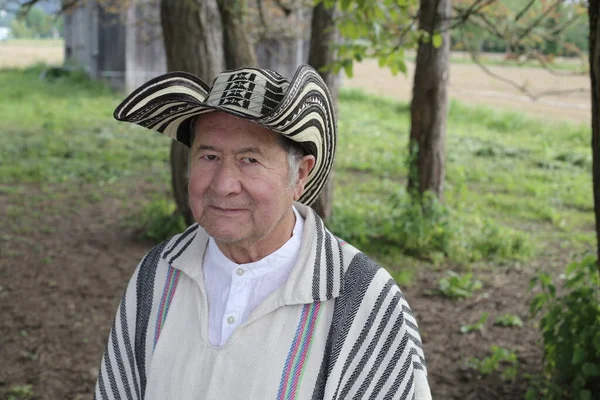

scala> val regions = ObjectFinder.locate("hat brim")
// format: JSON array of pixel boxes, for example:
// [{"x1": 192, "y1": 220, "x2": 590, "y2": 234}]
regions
[{"x1": 113, "y1": 65, "x2": 336, "y2": 206}]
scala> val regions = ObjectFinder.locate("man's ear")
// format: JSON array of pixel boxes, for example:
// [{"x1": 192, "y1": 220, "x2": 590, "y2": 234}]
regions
[{"x1": 293, "y1": 155, "x2": 316, "y2": 201}]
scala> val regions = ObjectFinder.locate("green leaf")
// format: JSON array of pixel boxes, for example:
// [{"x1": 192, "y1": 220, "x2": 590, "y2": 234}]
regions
[
  {"x1": 343, "y1": 60, "x2": 354, "y2": 78},
  {"x1": 432, "y1": 33, "x2": 443, "y2": 48},
  {"x1": 340, "y1": 0, "x2": 353, "y2": 11},
  {"x1": 579, "y1": 390, "x2": 591, "y2": 400},
  {"x1": 582, "y1": 362, "x2": 600, "y2": 377},
  {"x1": 572, "y1": 347, "x2": 585, "y2": 365},
  {"x1": 397, "y1": 60, "x2": 407, "y2": 74}
]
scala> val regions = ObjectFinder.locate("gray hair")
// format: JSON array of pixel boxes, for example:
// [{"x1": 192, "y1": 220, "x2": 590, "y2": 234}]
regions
[{"x1": 187, "y1": 129, "x2": 307, "y2": 188}]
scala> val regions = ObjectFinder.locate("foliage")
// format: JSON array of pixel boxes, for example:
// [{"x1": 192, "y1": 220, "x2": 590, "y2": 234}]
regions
[
  {"x1": 9, "y1": 6, "x2": 62, "y2": 39},
  {"x1": 319, "y1": 0, "x2": 425, "y2": 77},
  {"x1": 452, "y1": 1, "x2": 589, "y2": 57},
  {"x1": 136, "y1": 196, "x2": 187, "y2": 242},
  {"x1": 438, "y1": 271, "x2": 482, "y2": 300},
  {"x1": 453, "y1": 0, "x2": 588, "y2": 59},
  {"x1": 382, "y1": 189, "x2": 453, "y2": 259},
  {"x1": 494, "y1": 314, "x2": 523, "y2": 328},
  {"x1": 460, "y1": 312, "x2": 489, "y2": 334},
  {"x1": 529, "y1": 256, "x2": 600, "y2": 399},
  {"x1": 330, "y1": 183, "x2": 531, "y2": 264},
  {"x1": 468, "y1": 345, "x2": 519, "y2": 381},
  {"x1": 323, "y1": 0, "x2": 588, "y2": 79}
]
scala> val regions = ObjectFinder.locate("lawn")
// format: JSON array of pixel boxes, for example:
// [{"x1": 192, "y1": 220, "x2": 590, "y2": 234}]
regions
[{"x1": 0, "y1": 65, "x2": 596, "y2": 399}]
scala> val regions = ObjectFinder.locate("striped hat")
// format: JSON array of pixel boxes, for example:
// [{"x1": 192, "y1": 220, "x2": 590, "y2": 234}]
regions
[{"x1": 113, "y1": 65, "x2": 337, "y2": 206}]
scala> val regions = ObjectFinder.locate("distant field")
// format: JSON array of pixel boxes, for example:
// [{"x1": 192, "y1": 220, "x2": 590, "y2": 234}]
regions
[
  {"x1": 0, "y1": 39, "x2": 64, "y2": 68},
  {"x1": 347, "y1": 58, "x2": 591, "y2": 124}
]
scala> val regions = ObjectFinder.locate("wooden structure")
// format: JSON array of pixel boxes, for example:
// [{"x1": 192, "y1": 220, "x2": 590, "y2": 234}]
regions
[{"x1": 63, "y1": 0, "x2": 309, "y2": 92}]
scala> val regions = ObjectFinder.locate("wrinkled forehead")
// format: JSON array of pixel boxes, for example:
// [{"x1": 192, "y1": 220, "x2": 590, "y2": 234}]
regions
[{"x1": 190, "y1": 111, "x2": 281, "y2": 152}]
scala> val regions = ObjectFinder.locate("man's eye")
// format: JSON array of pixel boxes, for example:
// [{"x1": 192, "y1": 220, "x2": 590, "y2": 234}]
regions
[
  {"x1": 242, "y1": 157, "x2": 258, "y2": 164},
  {"x1": 202, "y1": 155, "x2": 218, "y2": 161}
]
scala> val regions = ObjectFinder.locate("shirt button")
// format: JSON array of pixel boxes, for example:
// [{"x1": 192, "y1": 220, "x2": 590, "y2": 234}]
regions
[
  {"x1": 236, "y1": 268, "x2": 245, "y2": 276},
  {"x1": 227, "y1": 315, "x2": 235, "y2": 324}
]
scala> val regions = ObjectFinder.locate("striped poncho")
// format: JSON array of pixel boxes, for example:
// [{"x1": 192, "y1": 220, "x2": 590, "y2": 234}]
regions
[{"x1": 94, "y1": 203, "x2": 431, "y2": 399}]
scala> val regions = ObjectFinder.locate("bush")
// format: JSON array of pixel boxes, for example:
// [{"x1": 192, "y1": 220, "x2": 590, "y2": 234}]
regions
[
  {"x1": 439, "y1": 270, "x2": 483, "y2": 300},
  {"x1": 529, "y1": 256, "x2": 600, "y2": 399},
  {"x1": 382, "y1": 190, "x2": 453, "y2": 259},
  {"x1": 468, "y1": 345, "x2": 519, "y2": 381},
  {"x1": 328, "y1": 186, "x2": 531, "y2": 265},
  {"x1": 136, "y1": 196, "x2": 187, "y2": 242}
]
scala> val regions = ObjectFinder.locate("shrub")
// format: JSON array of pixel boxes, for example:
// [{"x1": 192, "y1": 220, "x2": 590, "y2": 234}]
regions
[
  {"x1": 328, "y1": 186, "x2": 531, "y2": 265},
  {"x1": 438, "y1": 270, "x2": 483, "y2": 300},
  {"x1": 136, "y1": 196, "x2": 187, "y2": 242},
  {"x1": 494, "y1": 314, "x2": 524, "y2": 328},
  {"x1": 382, "y1": 190, "x2": 453, "y2": 259},
  {"x1": 460, "y1": 312, "x2": 489, "y2": 334},
  {"x1": 529, "y1": 255, "x2": 600, "y2": 399},
  {"x1": 468, "y1": 345, "x2": 519, "y2": 381}
]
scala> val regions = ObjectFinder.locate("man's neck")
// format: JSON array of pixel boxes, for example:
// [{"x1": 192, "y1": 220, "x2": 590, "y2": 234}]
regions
[{"x1": 215, "y1": 207, "x2": 297, "y2": 264}]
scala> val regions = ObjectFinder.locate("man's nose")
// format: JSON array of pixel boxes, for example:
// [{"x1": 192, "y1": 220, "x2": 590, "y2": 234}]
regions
[{"x1": 210, "y1": 161, "x2": 242, "y2": 196}]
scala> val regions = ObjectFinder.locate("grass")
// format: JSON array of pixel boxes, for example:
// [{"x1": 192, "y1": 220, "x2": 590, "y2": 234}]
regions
[
  {"x1": 0, "y1": 64, "x2": 170, "y2": 185},
  {"x1": 0, "y1": 64, "x2": 596, "y2": 280},
  {"x1": 329, "y1": 89, "x2": 594, "y2": 268}
]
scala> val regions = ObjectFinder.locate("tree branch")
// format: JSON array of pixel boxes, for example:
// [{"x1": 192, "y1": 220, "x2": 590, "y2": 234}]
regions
[
  {"x1": 459, "y1": 26, "x2": 589, "y2": 100},
  {"x1": 18, "y1": 0, "x2": 81, "y2": 17},
  {"x1": 516, "y1": 0, "x2": 563, "y2": 42},
  {"x1": 514, "y1": 0, "x2": 537, "y2": 22},
  {"x1": 451, "y1": 0, "x2": 496, "y2": 30}
]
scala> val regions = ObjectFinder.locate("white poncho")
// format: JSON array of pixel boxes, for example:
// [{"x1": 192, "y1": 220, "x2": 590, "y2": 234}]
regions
[{"x1": 94, "y1": 203, "x2": 432, "y2": 400}]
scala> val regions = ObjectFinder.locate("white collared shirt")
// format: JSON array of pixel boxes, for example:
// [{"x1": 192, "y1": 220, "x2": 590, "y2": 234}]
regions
[{"x1": 202, "y1": 206, "x2": 304, "y2": 347}]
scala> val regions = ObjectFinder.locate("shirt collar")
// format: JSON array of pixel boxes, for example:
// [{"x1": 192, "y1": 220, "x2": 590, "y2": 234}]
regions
[
  {"x1": 163, "y1": 202, "x2": 345, "y2": 305},
  {"x1": 204, "y1": 206, "x2": 304, "y2": 278}
]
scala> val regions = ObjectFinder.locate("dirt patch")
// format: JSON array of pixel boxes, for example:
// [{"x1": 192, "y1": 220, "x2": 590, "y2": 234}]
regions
[
  {"x1": 1, "y1": 179, "x2": 574, "y2": 399},
  {"x1": 0, "y1": 181, "x2": 156, "y2": 399}
]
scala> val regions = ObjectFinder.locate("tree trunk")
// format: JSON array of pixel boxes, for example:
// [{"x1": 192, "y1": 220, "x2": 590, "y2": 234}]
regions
[
  {"x1": 160, "y1": 0, "x2": 225, "y2": 77},
  {"x1": 308, "y1": 2, "x2": 340, "y2": 221},
  {"x1": 218, "y1": 0, "x2": 258, "y2": 69},
  {"x1": 160, "y1": 0, "x2": 226, "y2": 225},
  {"x1": 408, "y1": 0, "x2": 451, "y2": 200},
  {"x1": 589, "y1": 0, "x2": 600, "y2": 266}
]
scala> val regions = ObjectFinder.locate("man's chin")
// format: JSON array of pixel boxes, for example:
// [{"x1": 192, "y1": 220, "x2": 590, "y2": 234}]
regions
[{"x1": 202, "y1": 224, "x2": 248, "y2": 244}]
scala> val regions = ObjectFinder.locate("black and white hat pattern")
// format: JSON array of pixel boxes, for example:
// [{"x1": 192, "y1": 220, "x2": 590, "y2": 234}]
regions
[{"x1": 114, "y1": 65, "x2": 337, "y2": 206}]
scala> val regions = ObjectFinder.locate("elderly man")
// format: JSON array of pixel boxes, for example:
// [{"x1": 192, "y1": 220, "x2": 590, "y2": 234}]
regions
[{"x1": 95, "y1": 65, "x2": 431, "y2": 400}]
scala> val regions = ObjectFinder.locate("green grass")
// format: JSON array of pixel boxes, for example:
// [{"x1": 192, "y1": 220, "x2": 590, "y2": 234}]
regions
[
  {"x1": 0, "y1": 65, "x2": 595, "y2": 281},
  {"x1": 0, "y1": 65, "x2": 171, "y2": 184},
  {"x1": 329, "y1": 88, "x2": 594, "y2": 269}
]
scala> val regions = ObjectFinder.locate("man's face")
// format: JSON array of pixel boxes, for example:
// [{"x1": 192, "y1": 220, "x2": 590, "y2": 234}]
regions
[{"x1": 188, "y1": 112, "x2": 298, "y2": 247}]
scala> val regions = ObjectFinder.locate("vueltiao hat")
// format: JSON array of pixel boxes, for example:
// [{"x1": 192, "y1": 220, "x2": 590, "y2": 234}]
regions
[{"x1": 113, "y1": 64, "x2": 337, "y2": 206}]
